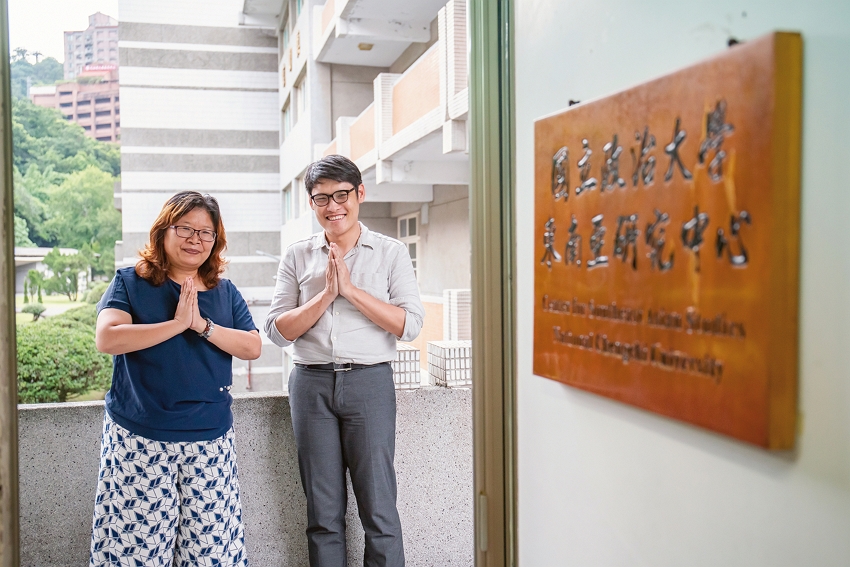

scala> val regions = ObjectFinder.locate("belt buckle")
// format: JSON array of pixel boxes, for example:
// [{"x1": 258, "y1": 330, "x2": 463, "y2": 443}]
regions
[{"x1": 333, "y1": 363, "x2": 352, "y2": 372}]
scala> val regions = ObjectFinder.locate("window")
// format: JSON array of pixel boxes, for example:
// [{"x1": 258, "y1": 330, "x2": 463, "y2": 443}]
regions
[
  {"x1": 95, "y1": 110, "x2": 111, "y2": 117},
  {"x1": 279, "y1": 14, "x2": 290, "y2": 61},
  {"x1": 96, "y1": 136, "x2": 112, "y2": 141},
  {"x1": 296, "y1": 0, "x2": 303, "y2": 18},
  {"x1": 96, "y1": 123, "x2": 111, "y2": 129},
  {"x1": 78, "y1": 99, "x2": 90, "y2": 106},
  {"x1": 95, "y1": 97, "x2": 111, "y2": 104},
  {"x1": 59, "y1": 102, "x2": 73, "y2": 108},
  {"x1": 297, "y1": 177, "x2": 309, "y2": 216},
  {"x1": 281, "y1": 101, "x2": 292, "y2": 143},
  {"x1": 77, "y1": 112, "x2": 91, "y2": 119},
  {"x1": 398, "y1": 213, "x2": 420, "y2": 278},
  {"x1": 82, "y1": 125, "x2": 91, "y2": 131},
  {"x1": 294, "y1": 74, "x2": 308, "y2": 123},
  {"x1": 282, "y1": 184, "x2": 293, "y2": 223}
]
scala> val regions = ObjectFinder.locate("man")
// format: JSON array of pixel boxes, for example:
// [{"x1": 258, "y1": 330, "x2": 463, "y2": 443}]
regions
[{"x1": 265, "y1": 155, "x2": 424, "y2": 567}]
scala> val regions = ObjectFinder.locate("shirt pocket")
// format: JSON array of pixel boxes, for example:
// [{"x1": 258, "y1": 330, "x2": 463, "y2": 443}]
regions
[{"x1": 352, "y1": 272, "x2": 389, "y2": 302}]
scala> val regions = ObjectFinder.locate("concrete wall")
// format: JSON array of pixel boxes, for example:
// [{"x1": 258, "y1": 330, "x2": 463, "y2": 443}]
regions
[
  {"x1": 18, "y1": 389, "x2": 472, "y2": 567},
  {"x1": 515, "y1": 1, "x2": 850, "y2": 565}
]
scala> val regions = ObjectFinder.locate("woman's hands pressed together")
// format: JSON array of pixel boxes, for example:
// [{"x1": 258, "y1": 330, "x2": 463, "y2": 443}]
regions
[{"x1": 173, "y1": 277, "x2": 208, "y2": 333}]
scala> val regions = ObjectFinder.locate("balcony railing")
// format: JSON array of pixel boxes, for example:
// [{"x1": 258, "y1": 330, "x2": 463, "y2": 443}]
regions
[
  {"x1": 19, "y1": 390, "x2": 473, "y2": 567},
  {"x1": 316, "y1": 0, "x2": 468, "y2": 171}
]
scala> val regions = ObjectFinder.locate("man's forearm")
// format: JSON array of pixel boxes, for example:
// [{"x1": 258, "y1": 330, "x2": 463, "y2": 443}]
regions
[
  {"x1": 274, "y1": 290, "x2": 335, "y2": 342},
  {"x1": 345, "y1": 287, "x2": 406, "y2": 338}
]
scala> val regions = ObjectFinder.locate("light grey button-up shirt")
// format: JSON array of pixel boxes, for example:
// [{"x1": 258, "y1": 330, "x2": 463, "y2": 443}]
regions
[{"x1": 264, "y1": 223, "x2": 425, "y2": 365}]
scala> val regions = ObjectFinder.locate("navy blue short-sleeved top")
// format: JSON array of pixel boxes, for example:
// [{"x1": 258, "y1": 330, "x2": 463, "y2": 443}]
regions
[{"x1": 97, "y1": 267, "x2": 258, "y2": 442}]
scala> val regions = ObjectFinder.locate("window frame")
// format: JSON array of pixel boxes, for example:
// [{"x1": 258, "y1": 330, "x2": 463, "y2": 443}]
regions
[{"x1": 397, "y1": 212, "x2": 421, "y2": 279}]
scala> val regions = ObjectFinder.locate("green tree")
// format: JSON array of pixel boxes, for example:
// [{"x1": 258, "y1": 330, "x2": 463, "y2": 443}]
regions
[
  {"x1": 27, "y1": 269, "x2": 44, "y2": 303},
  {"x1": 44, "y1": 167, "x2": 121, "y2": 274},
  {"x1": 21, "y1": 303, "x2": 46, "y2": 321},
  {"x1": 14, "y1": 215, "x2": 35, "y2": 247},
  {"x1": 10, "y1": 55, "x2": 63, "y2": 100},
  {"x1": 16, "y1": 319, "x2": 111, "y2": 403},
  {"x1": 22, "y1": 279, "x2": 29, "y2": 303},
  {"x1": 13, "y1": 165, "x2": 55, "y2": 247},
  {"x1": 43, "y1": 248, "x2": 88, "y2": 301},
  {"x1": 12, "y1": 98, "x2": 120, "y2": 176}
]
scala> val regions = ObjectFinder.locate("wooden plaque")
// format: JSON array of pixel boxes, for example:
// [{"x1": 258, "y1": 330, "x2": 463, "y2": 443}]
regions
[{"x1": 533, "y1": 32, "x2": 802, "y2": 449}]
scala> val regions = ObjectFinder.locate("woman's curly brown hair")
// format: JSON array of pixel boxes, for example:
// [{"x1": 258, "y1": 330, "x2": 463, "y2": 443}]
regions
[{"x1": 136, "y1": 191, "x2": 228, "y2": 289}]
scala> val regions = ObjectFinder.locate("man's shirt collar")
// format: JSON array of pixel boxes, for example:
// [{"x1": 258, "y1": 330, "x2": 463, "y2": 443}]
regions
[{"x1": 311, "y1": 222, "x2": 375, "y2": 251}]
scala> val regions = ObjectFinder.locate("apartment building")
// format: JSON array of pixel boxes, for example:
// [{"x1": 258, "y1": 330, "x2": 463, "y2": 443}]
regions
[
  {"x1": 30, "y1": 64, "x2": 120, "y2": 143},
  {"x1": 243, "y1": 0, "x2": 472, "y2": 375},
  {"x1": 116, "y1": 0, "x2": 283, "y2": 391},
  {"x1": 64, "y1": 12, "x2": 119, "y2": 80}
]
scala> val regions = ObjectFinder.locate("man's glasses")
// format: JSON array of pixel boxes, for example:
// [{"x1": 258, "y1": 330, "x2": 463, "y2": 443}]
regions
[
  {"x1": 310, "y1": 187, "x2": 356, "y2": 207},
  {"x1": 169, "y1": 225, "x2": 217, "y2": 242}
]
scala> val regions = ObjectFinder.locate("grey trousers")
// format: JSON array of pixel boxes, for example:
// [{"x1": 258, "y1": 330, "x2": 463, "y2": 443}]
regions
[{"x1": 289, "y1": 362, "x2": 405, "y2": 567}]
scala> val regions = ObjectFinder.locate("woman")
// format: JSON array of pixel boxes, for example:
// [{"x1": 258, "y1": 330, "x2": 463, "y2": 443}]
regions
[{"x1": 90, "y1": 191, "x2": 261, "y2": 566}]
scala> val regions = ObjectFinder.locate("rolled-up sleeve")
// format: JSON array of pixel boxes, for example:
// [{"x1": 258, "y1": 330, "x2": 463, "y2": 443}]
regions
[
  {"x1": 264, "y1": 246, "x2": 300, "y2": 347},
  {"x1": 387, "y1": 244, "x2": 425, "y2": 342}
]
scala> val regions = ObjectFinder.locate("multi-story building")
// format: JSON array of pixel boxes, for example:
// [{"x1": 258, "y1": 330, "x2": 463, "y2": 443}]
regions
[
  {"x1": 30, "y1": 64, "x2": 120, "y2": 143},
  {"x1": 243, "y1": 0, "x2": 472, "y2": 376},
  {"x1": 116, "y1": 0, "x2": 283, "y2": 391},
  {"x1": 64, "y1": 12, "x2": 119, "y2": 80}
]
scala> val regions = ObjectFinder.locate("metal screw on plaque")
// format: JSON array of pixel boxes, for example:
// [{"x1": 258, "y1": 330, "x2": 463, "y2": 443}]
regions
[
  {"x1": 614, "y1": 213, "x2": 640, "y2": 270},
  {"x1": 698, "y1": 100, "x2": 735, "y2": 182},
  {"x1": 716, "y1": 211, "x2": 751, "y2": 266},
  {"x1": 551, "y1": 146, "x2": 569, "y2": 201},
  {"x1": 631, "y1": 126, "x2": 656, "y2": 186},
  {"x1": 565, "y1": 214, "x2": 582, "y2": 266},
  {"x1": 587, "y1": 214, "x2": 608, "y2": 269},
  {"x1": 645, "y1": 209, "x2": 674, "y2": 271},
  {"x1": 664, "y1": 117, "x2": 693, "y2": 182},
  {"x1": 681, "y1": 205, "x2": 710, "y2": 272},
  {"x1": 540, "y1": 218, "x2": 562, "y2": 269},
  {"x1": 601, "y1": 134, "x2": 626, "y2": 192},
  {"x1": 575, "y1": 139, "x2": 598, "y2": 196}
]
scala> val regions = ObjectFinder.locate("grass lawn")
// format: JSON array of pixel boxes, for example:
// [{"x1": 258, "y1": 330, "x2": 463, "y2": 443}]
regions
[
  {"x1": 15, "y1": 294, "x2": 83, "y2": 308},
  {"x1": 67, "y1": 389, "x2": 108, "y2": 402}
]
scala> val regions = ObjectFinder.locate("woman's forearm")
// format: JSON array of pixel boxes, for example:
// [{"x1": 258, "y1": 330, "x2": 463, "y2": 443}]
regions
[
  {"x1": 205, "y1": 327, "x2": 262, "y2": 360},
  {"x1": 96, "y1": 319, "x2": 187, "y2": 355}
]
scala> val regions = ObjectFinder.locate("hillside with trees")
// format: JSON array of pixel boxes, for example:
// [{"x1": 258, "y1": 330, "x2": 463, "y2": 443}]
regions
[{"x1": 12, "y1": 95, "x2": 121, "y2": 274}]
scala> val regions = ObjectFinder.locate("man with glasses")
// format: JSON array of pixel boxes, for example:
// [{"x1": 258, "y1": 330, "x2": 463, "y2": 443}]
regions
[{"x1": 265, "y1": 155, "x2": 424, "y2": 567}]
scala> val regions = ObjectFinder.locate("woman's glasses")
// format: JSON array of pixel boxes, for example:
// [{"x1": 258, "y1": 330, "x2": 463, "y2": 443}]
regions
[{"x1": 169, "y1": 225, "x2": 217, "y2": 242}]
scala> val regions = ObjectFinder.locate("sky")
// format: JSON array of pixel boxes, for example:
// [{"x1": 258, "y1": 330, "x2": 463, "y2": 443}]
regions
[{"x1": 8, "y1": 0, "x2": 119, "y2": 63}]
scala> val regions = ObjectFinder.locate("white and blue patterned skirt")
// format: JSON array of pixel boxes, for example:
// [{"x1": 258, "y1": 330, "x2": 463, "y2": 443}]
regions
[{"x1": 89, "y1": 413, "x2": 249, "y2": 567}]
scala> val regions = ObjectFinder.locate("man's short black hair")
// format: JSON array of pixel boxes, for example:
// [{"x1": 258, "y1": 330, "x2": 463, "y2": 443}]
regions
[{"x1": 304, "y1": 154, "x2": 363, "y2": 194}]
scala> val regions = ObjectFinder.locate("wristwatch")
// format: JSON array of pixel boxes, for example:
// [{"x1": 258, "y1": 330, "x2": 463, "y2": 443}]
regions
[{"x1": 198, "y1": 317, "x2": 215, "y2": 339}]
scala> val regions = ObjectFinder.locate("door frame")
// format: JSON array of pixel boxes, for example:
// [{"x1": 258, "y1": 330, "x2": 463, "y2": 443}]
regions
[
  {"x1": 0, "y1": 0, "x2": 22, "y2": 563},
  {"x1": 470, "y1": 1, "x2": 517, "y2": 566}
]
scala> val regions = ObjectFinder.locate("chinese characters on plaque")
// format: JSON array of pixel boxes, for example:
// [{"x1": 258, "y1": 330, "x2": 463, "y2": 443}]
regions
[{"x1": 533, "y1": 32, "x2": 802, "y2": 449}]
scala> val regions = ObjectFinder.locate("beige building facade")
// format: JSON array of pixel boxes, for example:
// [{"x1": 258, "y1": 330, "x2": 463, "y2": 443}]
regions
[
  {"x1": 30, "y1": 65, "x2": 120, "y2": 143},
  {"x1": 64, "y1": 12, "x2": 119, "y2": 80}
]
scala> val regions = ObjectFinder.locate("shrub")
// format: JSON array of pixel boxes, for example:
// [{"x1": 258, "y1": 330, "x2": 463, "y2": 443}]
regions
[
  {"x1": 16, "y1": 318, "x2": 111, "y2": 403},
  {"x1": 84, "y1": 281, "x2": 109, "y2": 305},
  {"x1": 21, "y1": 303, "x2": 46, "y2": 321},
  {"x1": 53, "y1": 304, "x2": 98, "y2": 327}
]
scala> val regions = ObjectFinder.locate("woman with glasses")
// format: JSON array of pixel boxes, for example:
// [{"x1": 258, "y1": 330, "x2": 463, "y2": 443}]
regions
[{"x1": 90, "y1": 191, "x2": 261, "y2": 566}]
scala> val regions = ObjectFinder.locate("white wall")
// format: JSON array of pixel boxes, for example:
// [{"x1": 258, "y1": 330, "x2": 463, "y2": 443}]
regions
[{"x1": 515, "y1": 1, "x2": 850, "y2": 565}]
